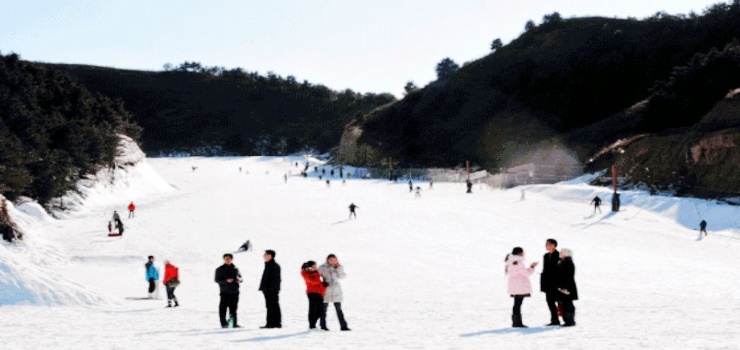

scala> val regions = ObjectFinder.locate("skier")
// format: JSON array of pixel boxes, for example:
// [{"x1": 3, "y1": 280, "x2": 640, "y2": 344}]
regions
[
  {"x1": 557, "y1": 248, "x2": 578, "y2": 327},
  {"x1": 541, "y1": 239, "x2": 561, "y2": 326},
  {"x1": 112, "y1": 211, "x2": 121, "y2": 225},
  {"x1": 259, "y1": 250, "x2": 282, "y2": 329},
  {"x1": 466, "y1": 180, "x2": 473, "y2": 194},
  {"x1": 429, "y1": 179, "x2": 433, "y2": 189},
  {"x1": 330, "y1": 169, "x2": 335, "y2": 177},
  {"x1": 700, "y1": 220, "x2": 708, "y2": 236},
  {"x1": 239, "y1": 166, "x2": 242, "y2": 173},
  {"x1": 319, "y1": 175, "x2": 323, "y2": 181},
  {"x1": 145, "y1": 256, "x2": 159, "y2": 299},
  {"x1": 238, "y1": 240, "x2": 251, "y2": 252},
  {"x1": 284, "y1": 173, "x2": 288, "y2": 184},
  {"x1": 415, "y1": 186, "x2": 422, "y2": 198},
  {"x1": 107, "y1": 221, "x2": 112, "y2": 233},
  {"x1": 408, "y1": 180, "x2": 413, "y2": 193},
  {"x1": 191, "y1": 166, "x2": 197, "y2": 172},
  {"x1": 301, "y1": 261, "x2": 326, "y2": 330},
  {"x1": 505, "y1": 247, "x2": 538, "y2": 328},
  {"x1": 322, "y1": 169, "x2": 326, "y2": 176},
  {"x1": 314, "y1": 166, "x2": 318, "y2": 172},
  {"x1": 326, "y1": 180, "x2": 331, "y2": 188},
  {"x1": 348, "y1": 203, "x2": 359, "y2": 219},
  {"x1": 163, "y1": 260, "x2": 180, "y2": 308},
  {"x1": 115, "y1": 219, "x2": 125, "y2": 235},
  {"x1": 591, "y1": 196, "x2": 602, "y2": 213},
  {"x1": 319, "y1": 254, "x2": 351, "y2": 331},
  {"x1": 127, "y1": 202, "x2": 136, "y2": 218},
  {"x1": 215, "y1": 253, "x2": 243, "y2": 328}
]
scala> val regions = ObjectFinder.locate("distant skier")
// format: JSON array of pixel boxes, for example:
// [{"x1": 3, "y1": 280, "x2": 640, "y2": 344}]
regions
[
  {"x1": 591, "y1": 196, "x2": 602, "y2": 213},
  {"x1": 301, "y1": 260, "x2": 326, "y2": 330},
  {"x1": 191, "y1": 166, "x2": 197, "y2": 172},
  {"x1": 330, "y1": 169, "x2": 335, "y2": 177},
  {"x1": 348, "y1": 203, "x2": 359, "y2": 219},
  {"x1": 128, "y1": 202, "x2": 136, "y2": 218},
  {"x1": 326, "y1": 180, "x2": 331, "y2": 188},
  {"x1": 145, "y1": 256, "x2": 160, "y2": 299},
  {"x1": 163, "y1": 260, "x2": 180, "y2": 308},
  {"x1": 322, "y1": 169, "x2": 326, "y2": 176},
  {"x1": 429, "y1": 179, "x2": 434, "y2": 189},
  {"x1": 505, "y1": 247, "x2": 538, "y2": 328},
  {"x1": 295, "y1": 162, "x2": 299, "y2": 167},
  {"x1": 415, "y1": 186, "x2": 422, "y2": 198},
  {"x1": 115, "y1": 220, "x2": 125, "y2": 235},
  {"x1": 466, "y1": 180, "x2": 473, "y2": 194},
  {"x1": 315, "y1": 166, "x2": 318, "y2": 172},
  {"x1": 408, "y1": 180, "x2": 413, "y2": 192},
  {"x1": 238, "y1": 240, "x2": 252, "y2": 252},
  {"x1": 107, "y1": 221, "x2": 113, "y2": 233},
  {"x1": 339, "y1": 169, "x2": 344, "y2": 178},
  {"x1": 557, "y1": 248, "x2": 578, "y2": 327},
  {"x1": 112, "y1": 211, "x2": 121, "y2": 225},
  {"x1": 215, "y1": 253, "x2": 243, "y2": 328},
  {"x1": 319, "y1": 175, "x2": 323, "y2": 180},
  {"x1": 700, "y1": 220, "x2": 708, "y2": 236},
  {"x1": 239, "y1": 167, "x2": 242, "y2": 173},
  {"x1": 319, "y1": 254, "x2": 351, "y2": 331},
  {"x1": 284, "y1": 173, "x2": 288, "y2": 184},
  {"x1": 259, "y1": 250, "x2": 282, "y2": 329}
]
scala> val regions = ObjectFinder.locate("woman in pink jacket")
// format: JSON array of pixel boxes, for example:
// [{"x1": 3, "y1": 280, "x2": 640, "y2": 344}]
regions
[{"x1": 505, "y1": 247, "x2": 538, "y2": 328}]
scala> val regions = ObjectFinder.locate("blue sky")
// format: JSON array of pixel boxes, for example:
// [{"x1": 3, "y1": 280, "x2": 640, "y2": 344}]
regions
[{"x1": 0, "y1": 0, "x2": 727, "y2": 96}]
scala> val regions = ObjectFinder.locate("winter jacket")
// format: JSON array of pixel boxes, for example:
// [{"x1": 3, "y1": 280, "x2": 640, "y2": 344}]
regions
[
  {"x1": 215, "y1": 264, "x2": 242, "y2": 294},
  {"x1": 506, "y1": 255, "x2": 534, "y2": 296},
  {"x1": 128, "y1": 203, "x2": 135, "y2": 211},
  {"x1": 319, "y1": 263, "x2": 346, "y2": 303},
  {"x1": 557, "y1": 257, "x2": 579, "y2": 300},
  {"x1": 145, "y1": 262, "x2": 159, "y2": 281},
  {"x1": 259, "y1": 260, "x2": 281, "y2": 292},
  {"x1": 163, "y1": 263, "x2": 179, "y2": 286},
  {"x1": 301, "y1": 269, "x2": 326, "y2": 295},
  {"x1": 540, "y1": 250, "x2": 560, "y2": 293}
]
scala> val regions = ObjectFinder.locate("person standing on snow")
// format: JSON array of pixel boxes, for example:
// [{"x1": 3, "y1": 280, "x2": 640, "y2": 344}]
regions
[
  {"x1": 163, "y1": 260, "x2": 180, "y2": 308},
  {"x1": 128, "y1": 202, "x2": 136, "y2": 218},
  {"x1": 591, "y1": 196, "x2": 602, "y2": 213},
  {"x1": 541, "y1": 239, "x2": 561, "y2": 326},
  {"x1": 319, "y1": 254, "x2": 351, "y2": 331},
  {"x1": 215, "y1": 253, "x2": 243, "y2": 328},
  {"x1": 112, "y1": 211, "x2": 121, "y2": 225},
  {"x1": 466, "y1": 179, "x2": 473, "y2": 193},
  {"x1": 408, "y1": 180, "x2": 413, "y2": 193},
  {"x1": 415, "y1": 186, "x2": 422, "y2": 198},
  {"x1": 115, "y1": 219, "x2": 125, "y2": 235},
  {"x1": 301, "y1": 261, "x2": 326, "y2": 330},
  {"x1": 348, "y1": 203, "x2": 359, "y2": 219},
  {"x1": 505, "y1": 247, "x2": 538, "y2": 328},
  {"x1": 700, "y1": 220, "x2": 708, "y2": 236},
  {"x1": 145, "y1": 256, "x2": 159, "y2": 299},
  {"x1": 259, "y1": 250, "x2": 282, "y2": 328},
  {"x1": 557, "y1": 248, "x2": 578, "y2": 327}
]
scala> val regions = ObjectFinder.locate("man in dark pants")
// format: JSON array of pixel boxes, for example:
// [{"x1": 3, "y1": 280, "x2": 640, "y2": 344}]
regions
[
  {"x1": 557, "y1": 248, "x2": 578, "y2": 327},
  {"x1": 541, "y1": 238, "x2": 561, "y2": 326},
  {"x1": 259, "y1": 250, "x2": 282, "y2": 328},
  {"x1": 215, "y1": 253, "x2": 242, "y2": 328}
]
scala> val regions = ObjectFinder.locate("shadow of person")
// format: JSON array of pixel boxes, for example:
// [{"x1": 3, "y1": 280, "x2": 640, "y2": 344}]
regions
[
  {"x1": 460, "y1": 326, "x2": 560, "y2": 337},
  {"x1": 234, "y1": 331, "x2": 310, "y2": 342}
]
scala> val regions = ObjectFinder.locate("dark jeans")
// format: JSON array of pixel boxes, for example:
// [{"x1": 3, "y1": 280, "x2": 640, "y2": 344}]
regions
[
  {"x1": 320, "y1": 302, "x2": 348, "y2": 329},
  {"x1": 307, "y1": 293, "x2": 324, "y2": 328},
  {"x1": 166, "y1": 286, "x2": 177, "y2": 301},
  {"x1": 561, "y1": 298, "x2": 576, "y2": 314},
  {"x1": 219, "y1": 293, "x2": 239, "y2": 326},
  {"x1": 263, "y1": 290, "x2": 282, "y2": 327},
  {"x1": 148, "y1": 278, "x2": 156, "y2": 293},
  {"x1": 128, "y1": 210, "x2": 134, "y2": 218},
  {"x1": 545, "y1": 291, "x2": 560, "y2": 322},
  {"x1": 512, "y1": 295, "x2": 525, "y2": 316}
]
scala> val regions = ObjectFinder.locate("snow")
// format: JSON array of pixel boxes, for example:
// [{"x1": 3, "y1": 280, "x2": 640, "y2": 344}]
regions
[{"x1": 1, "y1": 155, "x2": 739, "y2": 349}]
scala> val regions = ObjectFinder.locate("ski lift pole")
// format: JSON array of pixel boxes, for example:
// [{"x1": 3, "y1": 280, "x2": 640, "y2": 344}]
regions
[{"x1": 611, "y1": 164, "x2": 620, "y2": 212}]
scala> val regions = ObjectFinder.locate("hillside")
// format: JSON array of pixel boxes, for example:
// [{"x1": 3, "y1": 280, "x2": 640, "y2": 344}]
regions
[
  {"x1": 50, "y1": 63, "x2": 395, "y2": 156},
  {"x1": 336, "y1": 3, "x2": 740, "y2": 197}
]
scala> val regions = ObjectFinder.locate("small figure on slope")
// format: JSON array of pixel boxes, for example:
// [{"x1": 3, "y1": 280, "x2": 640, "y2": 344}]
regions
[
  {"x1": 700, "y1": 220, "x2": 708, "y2": 236},
  {"x1": 128, "y1": 202, "x2": 136, "y2": 219},
  {"x1": 591, "y1": 196, "x2": 602, "y2": 214},
  {"x1": 415, "y1": 186, "x2": 422, "y2": 198},
  {"x1": 348, "y1": 203, "x2": 359, "y2": 219},
  {"x1": 163, "y1": 260, "x2": 180, "y2": 308},
  {"x1": 466, "y1": 179, "x2": 473, "y2": 194}
]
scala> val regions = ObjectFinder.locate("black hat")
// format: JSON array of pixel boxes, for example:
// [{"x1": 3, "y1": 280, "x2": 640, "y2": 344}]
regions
[
  {"x1": 326, "y1": 254, "x2": 336, "y2": 260},
  {"x1": 511, "y1": 247, "x2": 523, "y2": 256},
  {"x1": 223, "y1": 253, "x2": 233, "y2": 259},
  {"x1": 265, "y1": 250, "x2": 276, "y2": 258}
]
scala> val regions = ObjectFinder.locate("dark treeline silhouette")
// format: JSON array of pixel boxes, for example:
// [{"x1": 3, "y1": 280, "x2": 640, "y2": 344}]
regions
[
  {"x1": 51, "y1": 62, "x2": 396, "y2": 156},
  {"x1": 0, "y1": 53, "x2": 141, "y2": 205},
  {"x1": 337, "y1": 3, "x2": 740, "y2": 197}
]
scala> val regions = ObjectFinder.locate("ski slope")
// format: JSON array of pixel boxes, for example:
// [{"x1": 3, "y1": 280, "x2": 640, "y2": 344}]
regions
[{"x1": 1, "y1": 156, "x2": 739, "y2": 349}]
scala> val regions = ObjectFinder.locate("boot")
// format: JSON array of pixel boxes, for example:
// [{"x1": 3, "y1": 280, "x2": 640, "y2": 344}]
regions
[
  {"x1": 174, "y1": 300, "x2": 179, "y2": 307},
  {"x1": 562, "y1": 313, "x2": 576, "y2": 327},
  {"x1": 167, "y1": 300, "x2": 172, "y2": 308},
  {"x1": 546, "y1": 317, "x2": 560, "y2": 326},
  {"x1": 512, "y1": 315, "x2": 528, "y2": 328}
]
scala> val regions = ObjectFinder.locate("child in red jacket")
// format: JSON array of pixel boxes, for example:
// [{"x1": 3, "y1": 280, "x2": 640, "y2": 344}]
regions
[{"x1": 301, "y1": 261, "x2": 326, "y2": 330}]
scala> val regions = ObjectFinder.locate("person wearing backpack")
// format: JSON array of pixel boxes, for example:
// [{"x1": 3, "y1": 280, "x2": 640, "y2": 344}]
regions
[{"x1": 163, "y1": 260, "x2": 180, "y2": 308}]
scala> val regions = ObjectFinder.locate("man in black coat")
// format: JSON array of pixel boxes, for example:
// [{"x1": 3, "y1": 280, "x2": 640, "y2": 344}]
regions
[
  {"x1": 541, "y1": 238, "x2": 561, "y2": 326},
  {"x1": 215, "y1": 253, "x2": 242, "y2": 328},
  {"x1": 259, "y1": 250, "x2": 282, "y2": 328},
  {"x1": 557, "y1": 248, "x2": 578, "y2": 327}
]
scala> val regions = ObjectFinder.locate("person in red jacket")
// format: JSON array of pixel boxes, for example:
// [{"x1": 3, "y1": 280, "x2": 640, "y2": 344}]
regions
[
  {"x1": 128, "y1": 202, "x2": 136, "y2": 219},
  {"x1": 301, "y1": 261, "x2": 326, "y2": 330},
  {"x1": 163, "y1": 260, "x2": 180, "y2": 308}
]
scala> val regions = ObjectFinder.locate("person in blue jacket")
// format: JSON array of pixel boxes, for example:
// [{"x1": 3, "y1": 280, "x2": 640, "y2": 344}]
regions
[{"x1": 145, "y1": 256, "x2": 160, "y2": 299}]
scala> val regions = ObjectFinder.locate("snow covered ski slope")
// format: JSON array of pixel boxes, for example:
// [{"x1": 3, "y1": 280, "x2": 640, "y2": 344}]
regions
[{"x1": 1, "y1": 156, "x2": 739, "y2": 349}]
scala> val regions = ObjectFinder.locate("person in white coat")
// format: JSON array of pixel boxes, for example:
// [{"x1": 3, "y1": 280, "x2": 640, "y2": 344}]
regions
[
  {"x1": 505, "y1": 247, "x2": 538, "y2": 328},
  {"x1": 318, "y1": 254, "x2": 351, "y2": 331}
]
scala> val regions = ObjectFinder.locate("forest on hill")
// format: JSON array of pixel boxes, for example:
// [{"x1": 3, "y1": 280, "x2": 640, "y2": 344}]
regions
[{"x1": 337, "y1": 2, "x2": 740, "y2": 198}]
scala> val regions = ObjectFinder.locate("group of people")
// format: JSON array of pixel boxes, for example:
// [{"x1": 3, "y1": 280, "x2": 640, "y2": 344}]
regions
[
  {"x1": 505, "y1": 239, "x2": 578, "y2": 328},
  {"x1": 144, "y1": 255, "x2": 181, "y2": 307},
  {"x1": 108, "y1": 202, "x2": 135, "y2": 235},
  {"x1": 214, "y1": 250, "x2": 351, "y2": 330}
]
